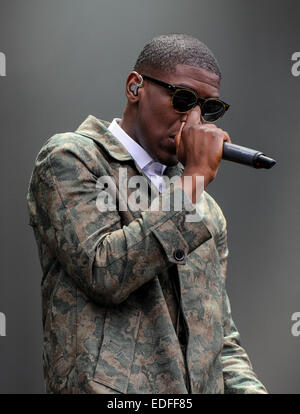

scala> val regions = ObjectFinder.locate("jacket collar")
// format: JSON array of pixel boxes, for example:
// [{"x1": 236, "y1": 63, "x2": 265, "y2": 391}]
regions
[
  {"x1": 76, "y1": 114, "x2": 133, "y2": 161},
  {"x1": 75, "y1": 115, "x2": 184, "y2": 179}
]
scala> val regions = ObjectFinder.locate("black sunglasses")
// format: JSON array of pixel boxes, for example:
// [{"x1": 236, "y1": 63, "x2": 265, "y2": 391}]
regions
[{"x1": 141, "y1": 74, "x2": 230, "y2": 123}]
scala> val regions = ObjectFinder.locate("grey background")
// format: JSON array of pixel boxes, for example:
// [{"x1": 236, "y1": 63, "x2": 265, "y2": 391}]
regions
[{"x1": 0, "y1": 0, "x2": 299, "y2": 394}]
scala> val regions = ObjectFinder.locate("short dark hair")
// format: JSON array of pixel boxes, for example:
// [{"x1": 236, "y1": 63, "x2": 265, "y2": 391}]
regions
[{"x1": 134, "y1": 34, "x2": 221, "y2": 78}]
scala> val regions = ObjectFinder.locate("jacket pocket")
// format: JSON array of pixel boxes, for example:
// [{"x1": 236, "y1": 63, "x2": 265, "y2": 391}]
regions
[{"x1": 93, "y1": 303, "x2": 141, "y2": 394}]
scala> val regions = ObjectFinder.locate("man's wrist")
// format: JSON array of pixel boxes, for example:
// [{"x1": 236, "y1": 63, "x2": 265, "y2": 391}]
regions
[
  {"x1": 173, "y1": 171, "x2": 205, "y2": 204},
  {"x1": 183, "y1": 166, "x2": 214, "y2": 189}
]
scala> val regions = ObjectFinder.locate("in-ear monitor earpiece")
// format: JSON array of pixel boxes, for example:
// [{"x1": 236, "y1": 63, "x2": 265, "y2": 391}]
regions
[{"x1": 130, "y1": 73, "x2": 144, "y2": 96}]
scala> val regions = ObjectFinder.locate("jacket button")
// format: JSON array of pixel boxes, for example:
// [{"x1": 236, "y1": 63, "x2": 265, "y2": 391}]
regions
[{"x1": 174, "y1": 248, "x2": 185, "y2": 261}]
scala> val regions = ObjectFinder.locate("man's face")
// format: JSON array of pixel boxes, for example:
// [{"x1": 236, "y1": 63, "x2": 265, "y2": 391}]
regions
[{"x1": 132, "y1": 64, "x2": 221, "y2": 166}]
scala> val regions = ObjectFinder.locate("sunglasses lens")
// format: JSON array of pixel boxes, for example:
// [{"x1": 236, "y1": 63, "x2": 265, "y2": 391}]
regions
[
  {"x1": 172, "y1": 89, "x2": 197, "y2": 112},
  {"x1": 201, "y1": 100, "x2": 225, "y2": 122}
]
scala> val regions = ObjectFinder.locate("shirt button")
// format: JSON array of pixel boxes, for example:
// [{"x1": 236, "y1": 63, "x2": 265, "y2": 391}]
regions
[{"x1": 174, "y1": 248, "x2": 185, "y2": 261}]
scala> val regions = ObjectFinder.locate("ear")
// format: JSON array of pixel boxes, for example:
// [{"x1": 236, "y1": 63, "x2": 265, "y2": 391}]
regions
[{"x1": 125, "y1": 71, "x2": 144, "y2": 102}]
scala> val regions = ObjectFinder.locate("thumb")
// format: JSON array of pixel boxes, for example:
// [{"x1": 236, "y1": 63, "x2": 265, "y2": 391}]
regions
[
  {"x1": 175, "y1": 120, "x2": 186, "y2": 155},
  {"x1": 183, "y1": 106, "x2": 201, "y2": 129},
  {"x1": 175, "y1": 107, "x2": 201, "y2": 154}
]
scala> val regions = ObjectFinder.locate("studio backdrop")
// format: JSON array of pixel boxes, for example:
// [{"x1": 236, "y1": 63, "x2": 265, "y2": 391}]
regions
[{"x1": 0, "y1": 0, "x2": 299, "y2": 393}]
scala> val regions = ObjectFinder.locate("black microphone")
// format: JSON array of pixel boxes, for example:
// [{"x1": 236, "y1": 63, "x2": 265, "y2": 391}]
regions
[{"x1": 222, "y1": 142, "x2": 276, "y2": 169}]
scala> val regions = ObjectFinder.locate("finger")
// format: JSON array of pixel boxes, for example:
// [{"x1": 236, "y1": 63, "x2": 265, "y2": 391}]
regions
[
  {"x1": 184, "y1": 106, "x2": 201, "y2": 129},
  {"x1": 175, "y1": 107, "x2": 202, "y2": 151},
  {"x1": 204, "y1": 126, "x2": 231, "y2": 142},
  {"x1": 223, "y1": 131, "x2": 231, "y2": 143},
  {"x1": 175, "y1": 120, "x2": 186, "y2": 154},
  {"x1": 175, "y1": 106, "x2": 203, "y2": 155}
]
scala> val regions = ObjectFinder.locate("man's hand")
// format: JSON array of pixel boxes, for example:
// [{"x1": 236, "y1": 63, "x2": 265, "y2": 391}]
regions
[
  {"x1": 175, "y1": 106, "x2": 231, "y2": 188},
  {"x1": 174, "y1": 106, "x2": 231, "y2": 203}
]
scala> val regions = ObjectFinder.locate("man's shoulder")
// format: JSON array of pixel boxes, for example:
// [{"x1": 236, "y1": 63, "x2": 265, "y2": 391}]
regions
[
  {"x1": 41, "y1": 116, "x2": 109, "y2": 154},
  {"x1": 34, "y1": 116, "x2": 111, "y2": 166},
  {"x1": 43, "y1": 130, "x2": 93, "y2": 149},
  {"x1": 34, "y1": 115, "x2": 132, "y2": 168},
  {"x1": 33, "y1": 131, "x2": 97, "y2": 174}
]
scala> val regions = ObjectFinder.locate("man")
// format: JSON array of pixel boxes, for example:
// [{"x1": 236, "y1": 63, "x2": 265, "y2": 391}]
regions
[{"x1": 27, "y1": 34, "x2": 267, "y2": 394}]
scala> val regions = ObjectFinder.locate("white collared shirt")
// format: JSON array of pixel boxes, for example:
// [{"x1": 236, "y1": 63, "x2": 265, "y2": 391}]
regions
[{"x1": 108, "y1": 118, "x2": 167, "y2": 193}]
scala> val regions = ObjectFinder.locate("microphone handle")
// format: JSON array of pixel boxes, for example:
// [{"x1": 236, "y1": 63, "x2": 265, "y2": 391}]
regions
[{"x1": 222, "y1": 142, "x2": 276, "y2": 169}]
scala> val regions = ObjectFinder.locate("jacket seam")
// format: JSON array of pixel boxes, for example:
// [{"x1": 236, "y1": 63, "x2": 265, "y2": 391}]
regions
[{"x1": 75, "y1": 285, "x2": 78, "y2": 393}]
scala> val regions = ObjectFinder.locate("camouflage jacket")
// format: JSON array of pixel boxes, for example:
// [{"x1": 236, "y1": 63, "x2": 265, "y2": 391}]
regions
[{"x1": 27, "y1": 115, "x2": 267, "y2": 394}]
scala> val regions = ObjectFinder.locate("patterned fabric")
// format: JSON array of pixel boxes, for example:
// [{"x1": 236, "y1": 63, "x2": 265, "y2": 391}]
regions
[{"x1": 26, "y1": 114, "x2": 267, "y2": 394}]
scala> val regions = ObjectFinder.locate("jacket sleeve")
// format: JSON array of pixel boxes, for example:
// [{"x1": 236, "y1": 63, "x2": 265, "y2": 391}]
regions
[
  {"x1": 214, "y1": 204, "x2": 268, "y2": 394},
  {"x1": 221, "y1": 293, "x2": 268, "y2": 393},
  {"x1": 27, "y1": 136, "x2": 211, "y2": 306}
]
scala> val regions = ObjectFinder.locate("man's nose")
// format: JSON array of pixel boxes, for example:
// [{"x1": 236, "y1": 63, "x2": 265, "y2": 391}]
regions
[{"x1": 180, "y1": 106, "x2": 203, "y2": 124}]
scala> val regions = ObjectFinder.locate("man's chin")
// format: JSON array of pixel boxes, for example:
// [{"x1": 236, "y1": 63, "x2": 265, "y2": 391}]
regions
[
  {"x1": 165, "y1": 158, "x2": 179, "y2": 167},
  {"x1": 155, "y1": 149, "x2": 178, "y2": 166},
  {"x1": 160, "y1": 154, "x2": 178, "y2": 167}
]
